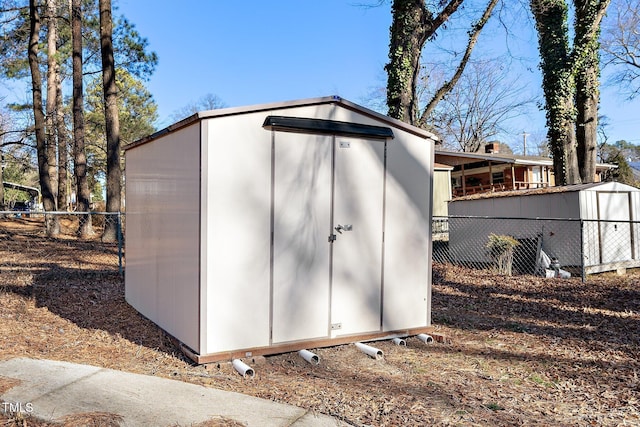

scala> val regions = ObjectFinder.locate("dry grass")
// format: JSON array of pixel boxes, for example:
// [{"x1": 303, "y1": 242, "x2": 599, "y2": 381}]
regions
[{"x1": 0, "y1": 217, "x2": 639, "y2": 426}]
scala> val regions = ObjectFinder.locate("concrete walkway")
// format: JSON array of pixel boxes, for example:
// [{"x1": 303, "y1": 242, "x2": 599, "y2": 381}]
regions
[{"x1": 0, "y1": 358, "x2": 347, "y2": 426}]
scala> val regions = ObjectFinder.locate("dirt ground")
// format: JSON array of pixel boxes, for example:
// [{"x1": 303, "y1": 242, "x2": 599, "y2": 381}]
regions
[{"x1": 0, "y1": 217, "x2": 639, "y2": 426}]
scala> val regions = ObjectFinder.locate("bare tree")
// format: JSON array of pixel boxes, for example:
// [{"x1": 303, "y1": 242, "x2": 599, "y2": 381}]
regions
[
  {"x1": 601, "y1": 0, "x2": 640, "y2": 99},
  {"x1": 72, "y1": 0, "x2": 92, "y2": 236},
  {"x1": 170, "y1": 93, "x2": 226, "y2": 122},
  {"x1": 418, "y1": 0, "x2": 500, "y2": 127},
  {"x1": 430, "y1": 60, "x2": 536, "y2": 152}
]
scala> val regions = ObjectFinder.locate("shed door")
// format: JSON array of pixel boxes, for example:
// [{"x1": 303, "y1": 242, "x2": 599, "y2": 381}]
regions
[
  {"x1": 330, "y1": 138, "x2": 384, "y2": 337},
  {"x1": 271, "y1": 134, "x2": 384, "y2": 343},
  {"x1": 598, "y1": 192, "x2": 633, "y2": 264},
  {"x1": 271, "y1": 134, "x2": 332, "y2": 344}
]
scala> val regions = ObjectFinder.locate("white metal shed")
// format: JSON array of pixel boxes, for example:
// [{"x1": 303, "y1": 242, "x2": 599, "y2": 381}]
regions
[
  {"x1": 448, "y1": 182, "x2": 640, "y2": 276},
  {"x1": 124, "y1": 96, "x2": 436, "y2": 363}
]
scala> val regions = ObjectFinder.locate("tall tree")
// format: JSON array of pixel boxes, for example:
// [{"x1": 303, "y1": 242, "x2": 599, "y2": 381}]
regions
[
  {"x1": 574, "y1": 0, "x2": 610, "y2": 183},
  {"x1": 28, "y1": 0, "x2": 58, "y2": 234},
  {"x1": 530, "y1": 0, "x2": 579, "y2": 185},
  {"x1": 385, "y1": 0, "x2": 464, "y2": 124},
  {"x1": 385, "y1": 0, "x2": 500, "y2": 128},
  {"x1": 99, "y1": 0, "x2": 120, "y2": 242},
  {"x1": 72, "y1": 0, "x2": 92, "y2": 236},
  {"x1": 84, "y1": 69, "x2": 157, "y2": 208},
  {"x1": 530, "y1": 0, "x2": 610, "y2": 185},
  {"x1": 45, "y1": 0, "x2": 58, "y2": 203},
  {"x1": 55, "y1": 70, "x2": 68, "y2": 210}
]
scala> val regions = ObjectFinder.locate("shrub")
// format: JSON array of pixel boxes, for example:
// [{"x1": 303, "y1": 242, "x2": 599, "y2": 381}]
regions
[{"x1": 486, "y1": 234, "x2": 520, "y2": 275}]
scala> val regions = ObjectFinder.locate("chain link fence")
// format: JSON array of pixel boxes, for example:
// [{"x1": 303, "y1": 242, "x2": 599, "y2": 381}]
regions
[
  {"x1": 0, "y1": 211, "x2": 124, "y2": 278},
  {"x1": 433, "y1": 215, "x2": 640, "y2": 281},
  {"x1": 4, "y1": 211, "x2": 638, "y2": 283}
]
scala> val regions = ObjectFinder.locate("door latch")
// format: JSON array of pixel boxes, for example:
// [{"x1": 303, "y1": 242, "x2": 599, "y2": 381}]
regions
[
  {"x1": 335, "y1": 224, "x2": 352, "y2": 234},
  {"x1": 328, "y1": 234, "x2": 337, "y2": 242}
]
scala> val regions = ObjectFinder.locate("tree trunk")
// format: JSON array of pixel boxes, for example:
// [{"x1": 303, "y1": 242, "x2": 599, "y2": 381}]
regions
[
  {"x1": 575, "y1": 55, "x2": 599, "y2": 183},
  {"x1": 72, "y1": 0, "x2": 93, "y2": 236},
  {"x1": 45, "y1": 0, "x2": 58, "y2": 207},
  {"x1": 385, "y1": 0, "x2": 464, "y2": 124},
  {"x1": 0, "y1": 150, "x2": 4, "y2": 212},
  {"x1": 29, "y1": 0, "x2": 59, "y2": 235},
  {"x1": 574, "y1": 0, "x2": 611, "y2": 183},
  {"x1": 56, "y1": 70, "x2": 68, "y2": 211},
  {"x1": 530, "y1": 0, "x2": 580, "y2": 185},
  {"x1": 100, "y1": 0, "x2": 121, "y2": 242}
]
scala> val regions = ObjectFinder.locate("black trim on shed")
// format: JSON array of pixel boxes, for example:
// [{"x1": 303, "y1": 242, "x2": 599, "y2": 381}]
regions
[{"x1": 263, "y1": 116, "x2": 394, "y2": 139}]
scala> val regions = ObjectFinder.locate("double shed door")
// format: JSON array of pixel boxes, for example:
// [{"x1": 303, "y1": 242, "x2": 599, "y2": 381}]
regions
[{"x1": 271, "y1": 132, "x2": 385, "y2": 344}]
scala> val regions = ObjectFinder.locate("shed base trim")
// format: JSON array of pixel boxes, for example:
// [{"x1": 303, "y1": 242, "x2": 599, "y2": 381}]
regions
[{"x1": 180, "y1": 327, "x2": 437, "y2": 364}]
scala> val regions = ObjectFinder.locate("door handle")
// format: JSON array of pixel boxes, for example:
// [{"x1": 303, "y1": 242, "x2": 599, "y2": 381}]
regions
[{"x1": 335, "y1": 224, "x2": 352, "y2": 234}]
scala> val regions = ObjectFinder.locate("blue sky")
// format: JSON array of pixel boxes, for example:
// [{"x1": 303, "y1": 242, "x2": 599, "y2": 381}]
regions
[
  {"x1": 117, "y1": 0, "x2": 392, "y2": 124},
  {"x1": 2, "y1": 1, "x2": 637, "y2": 149},
  {"x1": 115, "y1": 0, "x2": 638, "y2": 148}
]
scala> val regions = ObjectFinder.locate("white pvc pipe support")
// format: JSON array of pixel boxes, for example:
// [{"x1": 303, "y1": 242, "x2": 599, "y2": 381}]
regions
[
  {"x1": 392, "y1": 337, "x2": 407, "y2": 346},
  {"x1": 232, "y1": 359, "x2": 255, "y2": 378},
  {"x1": 417, "y1": 333, "x2": 434, "y2": 344},
  {"x1": 355, "y1": 342, "x2": 384, "y2": 360},
  {"x1": 298, "y1": 349, "x2": 320, "y2": 365}
]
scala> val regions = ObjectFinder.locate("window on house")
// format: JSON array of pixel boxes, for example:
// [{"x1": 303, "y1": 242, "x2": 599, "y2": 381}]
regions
[{"x1": 492, "y1": 171, "x2": 504, "y2": 184}]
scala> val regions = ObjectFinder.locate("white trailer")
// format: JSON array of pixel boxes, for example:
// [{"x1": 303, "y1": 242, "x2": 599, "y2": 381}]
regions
[{"x1": 124, "y1": 96, "x2": 436, "y2": 363}]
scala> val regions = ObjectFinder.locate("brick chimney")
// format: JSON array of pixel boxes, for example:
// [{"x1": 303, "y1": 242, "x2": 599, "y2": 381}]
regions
[{"x1": 485, "y1": 142, "x2": 499, "y2": 154}]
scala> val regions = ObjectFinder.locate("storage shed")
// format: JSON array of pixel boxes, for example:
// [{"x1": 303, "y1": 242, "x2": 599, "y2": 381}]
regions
[
  {"x1": 124, "y1": 96, "x2": 436, "y2": 363},
  {"x1": 448, "y1": 182, "x2": 640, "y2": 276}
]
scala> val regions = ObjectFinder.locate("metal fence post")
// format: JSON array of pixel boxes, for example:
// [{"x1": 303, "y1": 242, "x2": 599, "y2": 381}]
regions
[
  {"x1": 117, "y1": 212, "x2": 123, "y2": 276},
  {"x1": 580, "y1": 219, "x2": 586, "y2": 283}
]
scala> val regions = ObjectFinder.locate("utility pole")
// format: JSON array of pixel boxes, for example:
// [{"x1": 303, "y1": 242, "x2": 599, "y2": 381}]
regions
[{"x1": 522, "y1": 131, "x2": 530, "y2": 156}]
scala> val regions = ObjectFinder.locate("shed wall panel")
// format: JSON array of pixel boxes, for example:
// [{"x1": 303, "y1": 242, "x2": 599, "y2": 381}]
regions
[
  {"x1": 125, "y1": 123, "x2": 201, "y2": 352},
  {"x1": 382, "y1": 131, "x2": 432, "y2": 330},
  {"x1": 202, "y1": 114, "x2": 272, "y2": 354}
]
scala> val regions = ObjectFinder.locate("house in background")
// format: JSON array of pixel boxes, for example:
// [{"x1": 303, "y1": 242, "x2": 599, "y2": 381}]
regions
[
  {"x1": 435, "y1": 143, "x2": 616, "y2": 198},
  {"x1": 433, "y1": 163, "x2": 453, "y2": 217}
]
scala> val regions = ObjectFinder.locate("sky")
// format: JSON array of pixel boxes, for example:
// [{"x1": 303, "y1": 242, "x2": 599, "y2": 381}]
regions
[
  {"x1": 116, "y1": 0, "x2": 393, "y2": 125},
  {"x1": 3, "y1": 1, "x2": 638, "y2": 149}
]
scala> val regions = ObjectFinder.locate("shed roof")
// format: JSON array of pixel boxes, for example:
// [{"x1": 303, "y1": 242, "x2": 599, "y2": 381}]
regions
[
  {"x1": 450, "y1": 182, "x2": 640, "y2": 202},
  {"x1": 126, "y1": 96, "x2": 438, "y2": 150}
]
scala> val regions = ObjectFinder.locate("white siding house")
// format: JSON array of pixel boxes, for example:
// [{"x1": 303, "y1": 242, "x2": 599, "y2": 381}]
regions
[{"x1": 124, "y1": 96, "x2": 436, "y2": 363}]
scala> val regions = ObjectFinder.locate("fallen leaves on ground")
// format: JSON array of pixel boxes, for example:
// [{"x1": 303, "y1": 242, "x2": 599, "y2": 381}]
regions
[{"x1": 0, "y1": 218, "x2": 638, "y2": 426}]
